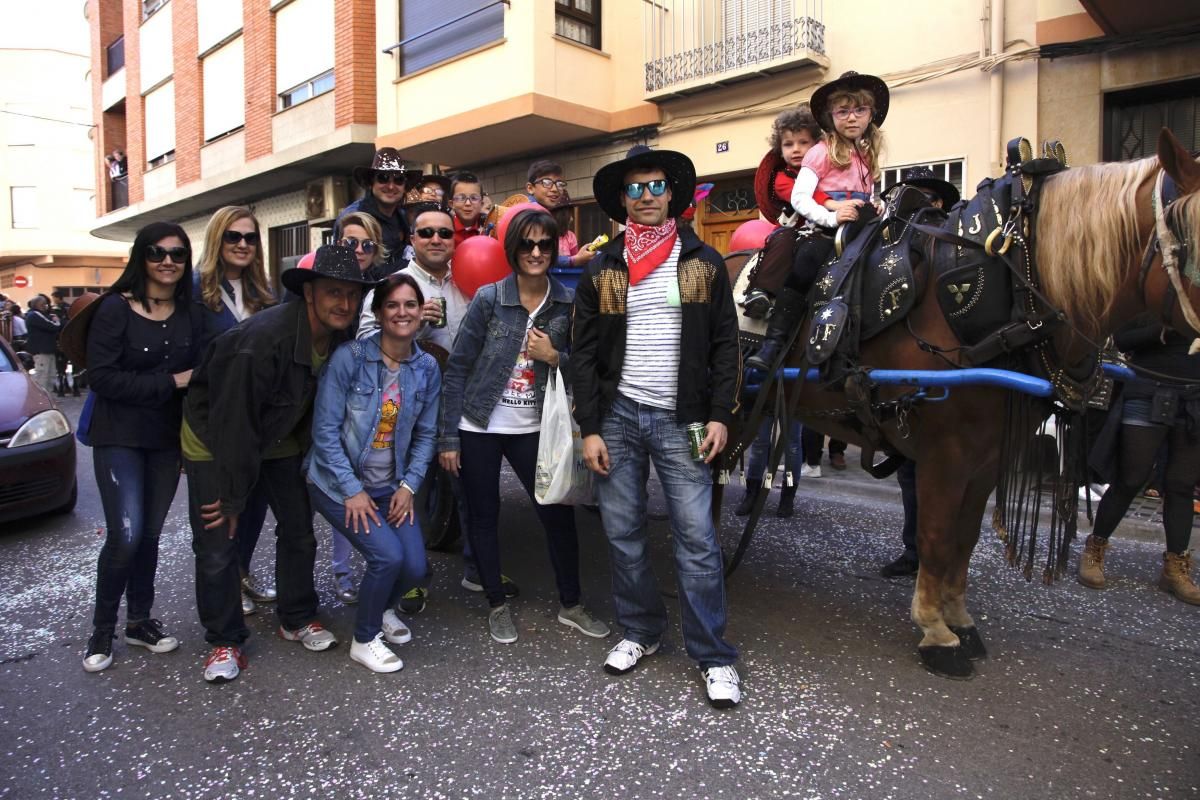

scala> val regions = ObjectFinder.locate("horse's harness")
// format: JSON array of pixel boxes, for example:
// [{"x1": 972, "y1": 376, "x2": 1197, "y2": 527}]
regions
[{"x1": 1139, "y1": 170, "x2": 1200, "y2": 333}]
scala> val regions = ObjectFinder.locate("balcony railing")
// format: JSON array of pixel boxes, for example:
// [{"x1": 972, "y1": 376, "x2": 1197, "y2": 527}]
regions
[
  {"x1": 109, "y1": 175, "x2": 128, "y2": 212},
  {"x1": 644, "y1": 0, "x2": 825, "y2": 97}
]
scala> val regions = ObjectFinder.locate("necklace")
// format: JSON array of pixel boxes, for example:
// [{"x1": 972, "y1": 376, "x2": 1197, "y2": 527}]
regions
[
  {"x1": 147, "y1": 295, "x2": 173, "y2": 304},
  {"x1": 379, "y1": 344, "x2": 409, "y2": 365}
]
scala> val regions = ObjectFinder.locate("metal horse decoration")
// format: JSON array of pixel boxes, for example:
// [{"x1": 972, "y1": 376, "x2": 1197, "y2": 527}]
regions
[{"x1": 718, "y1": 129, "x2": 1200, "y2": 680}]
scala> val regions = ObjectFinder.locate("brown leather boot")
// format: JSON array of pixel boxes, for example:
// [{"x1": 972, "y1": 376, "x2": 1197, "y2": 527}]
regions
[
  {"x1": 1158, "y1": 550, "x2": 1200, "y2": 605},
  {"x1": 1077, "y1": 534, "x2": 1109, "y2": 589}
]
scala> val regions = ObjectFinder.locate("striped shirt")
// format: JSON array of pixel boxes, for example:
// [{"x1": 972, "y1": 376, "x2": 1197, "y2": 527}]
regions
[{"x1": 618, "y1": 239, "x2": 682, "y2": 410}]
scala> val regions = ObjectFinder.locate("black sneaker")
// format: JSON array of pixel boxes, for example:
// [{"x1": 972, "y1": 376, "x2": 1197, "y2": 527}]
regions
[
  {"x1": 82, "y1": 628, "x2": 114, "y2": 673},
  {"x1": 880, "y1": 554, "x2": 919, "y2": 578},
  {"x1": 398, "y1": 587, "x2": 428, "y2": 615},
  {"x1": 124, "y1": 619, "x2": 180, "y2": 654}
]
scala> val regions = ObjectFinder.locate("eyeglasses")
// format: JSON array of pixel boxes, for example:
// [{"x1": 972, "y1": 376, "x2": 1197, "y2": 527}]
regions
[
  {"x1": 419, "y1": 187, "x2": 445, "y2": 199},
  {"x1": 623, "y1": 179, "x2": 670, "y2": 200},
  {"x1": 452, "y1": 193, "x2": 482, "y2": 204},
  {"x1": 374, "y1": 172, "x2": 407, "y2": 185},
  {"x1": 222, "y1": 230, "x2": 260, "y2": 246},
  {"x1": 145, "y1": 245, "x2": 189, "y2": 263},
  {"x1": 533, "y1": 178, "x2": 568, "y2": 191},
  {"x1": 339, "y1": 237, "x2": 377, "y2": 254},
  {"x1": 517, "y1": 237, "x2": 555, "y2": 254},
  {"x1": 831, "y1": 105, "x2": 872, "y2": 121},
  {"x1": 414, "y1": 227, "x2": 455, "y2": 240}
]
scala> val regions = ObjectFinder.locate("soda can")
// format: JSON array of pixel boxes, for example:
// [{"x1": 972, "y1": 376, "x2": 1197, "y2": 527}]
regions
[
  {"x1": 686, "y1": 422, "x2": 707, "y2": 461},
  {"x1": 430, "y1": 296, "x2": 448, "y2": 329}
]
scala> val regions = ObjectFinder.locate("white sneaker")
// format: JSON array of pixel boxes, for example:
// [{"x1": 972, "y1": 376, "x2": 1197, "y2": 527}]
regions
[
  {"x1": 603, "y1": 639, "x2": 659, "y2": 675},
  {"x1": 381, "y1": 609, "x2": 412, "y2": 644},
  {"x1": 203, "y1": 646, "x2": 246, "y2": 684},
  {"x1": 800, "y1": 464, "x2": 822, "y2": 479},
  {"x1": 350, "y1": 634, "x2": 404, "y2": 673},
  {"x1": 241, "y1": 592, "x2": 257, "y2": 616},
  {"x1": 278, "y1": 622, "x2": 338, "y2": 651},
  {"x1": 703, "y1": 665, "x2": 742, "y2": 708}
]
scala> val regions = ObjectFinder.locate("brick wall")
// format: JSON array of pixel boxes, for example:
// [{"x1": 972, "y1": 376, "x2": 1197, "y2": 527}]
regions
[
  {"x1": 243, "y1": 1, "x2": 275, "y2": 161},
  {"x1": 121, "y1": 0, "x2": 144, "y2": 205},
  {"x1": 173, "y1": 0, "x2": 201, "y2": 186},
  {"x1": 334, "y1": 0, "x2": 376, "y2": 128},
  {"x1": 91, "y1": 0, "x2": 129, "y2": 216}
]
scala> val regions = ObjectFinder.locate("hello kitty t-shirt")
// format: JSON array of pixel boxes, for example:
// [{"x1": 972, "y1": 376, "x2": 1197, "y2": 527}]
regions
[{"x1": 459, "y1": 290, "x2": 549, "y2": 435}]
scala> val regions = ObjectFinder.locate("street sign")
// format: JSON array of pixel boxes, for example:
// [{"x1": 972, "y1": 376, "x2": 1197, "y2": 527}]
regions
[{"x1": 13, "y1": 276, "x2": 29, "y2": 288}]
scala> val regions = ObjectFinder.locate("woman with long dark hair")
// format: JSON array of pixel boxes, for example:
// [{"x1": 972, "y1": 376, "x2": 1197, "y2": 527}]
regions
[
  {"x1": 438, "y1": 208, "x2": 609, "y2": 644},
  {"x1": 82, "y1": 221, "x2": 202, "y2": 672}
]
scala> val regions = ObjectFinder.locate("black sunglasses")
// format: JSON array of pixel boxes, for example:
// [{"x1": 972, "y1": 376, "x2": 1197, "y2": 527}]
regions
[
  {"x1": 517, "y1": 237, "x2": 555, "y2": 254},
  {"x1": 145, "y1": 245, "x2": 189, "y2": 263},
  {"x1": 222, "y1": 230, "x2": 260, "y2": 246},
  {"x1": 415, "y1": 227, "x2": 455, "y2": 240},
  {"x1": 374, "y1": 172, "x2": 407, "y2": 185},
  {"x1": 339, "y1": 237, "x2": 377, "y2": 253},
  {"x1": 624, "y1": 179, "x2": 670, "y2": 199}
]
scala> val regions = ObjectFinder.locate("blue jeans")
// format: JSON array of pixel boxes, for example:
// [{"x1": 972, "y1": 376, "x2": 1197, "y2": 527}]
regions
[
  {"x1": 594, "y1": 395, "x2": 737, "y2": 668},
  {"x1": 309, "y1": 484, "x2": 427, "y2": 643},
  {"x1": 745, "y1": 417, "x2": 802, "y2": 482},
  {"x1": 91, "y1": 446, "x2": 181, "y2": 630}
]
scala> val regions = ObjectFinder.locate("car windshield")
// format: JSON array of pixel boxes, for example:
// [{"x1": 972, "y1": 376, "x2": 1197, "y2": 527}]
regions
[{"x1": 0, "y1": 347, "x2": 15, "y2": 373}]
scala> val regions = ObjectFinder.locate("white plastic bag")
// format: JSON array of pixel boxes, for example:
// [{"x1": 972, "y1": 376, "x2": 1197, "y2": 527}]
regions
[{"x1": 534, "y1": 367, "x2": 593, "y2": 505}]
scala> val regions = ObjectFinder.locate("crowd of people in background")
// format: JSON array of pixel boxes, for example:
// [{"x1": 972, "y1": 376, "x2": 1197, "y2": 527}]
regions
[{"x1": 3, "y1": 71, "x2": 1197, "y2": 713}]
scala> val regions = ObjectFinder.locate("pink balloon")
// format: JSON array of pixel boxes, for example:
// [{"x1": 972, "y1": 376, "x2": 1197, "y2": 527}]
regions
[
  {"x1": 496, "y1": 202, "x2": 549, "y2": 248},
  {"x1": 728, "y1": 219, "x2": 777, "y2": 253},
  {"x1": 297, "y1": 251, "x2": 316, "y2": 270},
  {"x1": 452, "y1": 236, "x2": 510, "y2": 298}
]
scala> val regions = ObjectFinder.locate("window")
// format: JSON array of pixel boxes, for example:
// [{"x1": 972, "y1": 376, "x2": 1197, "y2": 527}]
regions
[
  {"x1": 197, "y1": 0, "x2": 242, "y2": 54},
  {"x1": 876, "y1": 159, "x2": 965, "y2": 199},
  {"x1": 11, "y1": 187, "x2": 37, "y2": 228},
  {"x1": 143, "y1": 80, "x2": 176, "y2": 164},
  {"x1": 279, "y1": 70, "x2": 335, "y2": 110},
  {"x1": 142, "y1": 0, "x2": 167, "y2": 21},
  {"x1": 105, "y1": 35, "x2": 124, "y2": 76},
  {"x1": 138, "y1": 1, "x2": 173, "y2": 93},
  {"x1": 394, "y1": 0, "x2": 506, "y2": 77},
  {"x1": 555, "y1": 0, "x2": 600, "y2": 48},
  {"x1": 574, "y1": 201, "x2": 617, "y2": 245},
  {"x1": 1104, "y1": 77, "x2": 1200, "y2": 162},
  {"x1": 202, "y1": 37, "x2": 245, "y2": 140},
  {"x1": 275, "y1": 0, "x2": 334, "y2": 107},
  {"x1": 271, "y1": 221, "x2": 310, "y2": 290}
]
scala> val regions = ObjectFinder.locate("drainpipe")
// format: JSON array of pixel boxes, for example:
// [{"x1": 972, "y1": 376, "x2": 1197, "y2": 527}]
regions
[{"x1": 988, "y1": 0, "x2": 1006, "y2": 176}]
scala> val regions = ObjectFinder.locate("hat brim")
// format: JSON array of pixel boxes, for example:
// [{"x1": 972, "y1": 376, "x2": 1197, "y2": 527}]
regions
[
  {"x1": 57, "y1": 292, "x2": 105, "y2": 369},
  {"x1": 281, "y1": 268, "x2": 376, "y2": 295},
  {"x1": 811, "y1": 73, "x2": 890, "y2": 133},
  {"x1": 593, "y1": 149, "x2": 697, "y2": 223},
  {"x1": 754, "y1": 150, "x2": 789, "y2": 221}
]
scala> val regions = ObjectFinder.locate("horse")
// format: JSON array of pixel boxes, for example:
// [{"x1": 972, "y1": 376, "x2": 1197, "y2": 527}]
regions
[{"x1": 721, "y1": 129, "x2": 1200, "y2": 679}]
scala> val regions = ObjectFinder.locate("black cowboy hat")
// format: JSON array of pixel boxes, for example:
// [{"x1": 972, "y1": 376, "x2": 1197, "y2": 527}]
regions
[
  {"x1": 893, "y1": 166, "x2": 960, "y2": 208},
  {"x1": 352, "y1": 147, "x2": 423, "y2": 190},
  {"x1": 593, "y1": 144, "x2": 697, "y2": 223},
  {"x1": 810, "y1": 71, "x2": 890, "y2": 133},
  {"x1": 281, "y1": 244, "x2": 377, "y2": 293}
]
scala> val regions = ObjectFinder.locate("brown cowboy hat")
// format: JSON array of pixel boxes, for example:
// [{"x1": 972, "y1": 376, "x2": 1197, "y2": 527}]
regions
[
  {"x1": 593, "y1": 145, "x2": 697, "y2": 224},
  {"x1": 810, "y1": 71, "x2": 890, "y2": 133},
  {"x1": 754, "y1": 150, "x2": 794, "y2": 221},
  {"x1": 352, "y1": 147, "x2": 423, "y2": 190},
  {"x1": 56, "y1": 291, "x2": 104, "y2": 368}
]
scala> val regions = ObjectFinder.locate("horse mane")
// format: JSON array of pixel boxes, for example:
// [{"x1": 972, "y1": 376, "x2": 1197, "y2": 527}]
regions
[{"x1": 1035, "y1": 156, "x2": 1160, "y2": 337}]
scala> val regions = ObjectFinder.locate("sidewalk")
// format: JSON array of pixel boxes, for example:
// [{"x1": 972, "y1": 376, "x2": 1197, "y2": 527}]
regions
[{"x1": 768, "y1": 444, "x2": 1171, "y2": 545}]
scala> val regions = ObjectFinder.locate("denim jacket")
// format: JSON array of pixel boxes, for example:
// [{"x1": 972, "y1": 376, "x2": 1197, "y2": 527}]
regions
[
  {"x1": 438, "y1": 274, "x2": 573, "y2": 453},
  {"x1": 306, "y1": 334, "x2": 441, "y2": 500}
]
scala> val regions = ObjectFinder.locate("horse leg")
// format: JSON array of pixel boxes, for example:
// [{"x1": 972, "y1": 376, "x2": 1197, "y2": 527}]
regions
[
  {"x1": 940, "y1": 474, "x2": 994, "y2": 662},
  {"x1": 910, "y1": 465, "x2": 977, "y2": 679}
]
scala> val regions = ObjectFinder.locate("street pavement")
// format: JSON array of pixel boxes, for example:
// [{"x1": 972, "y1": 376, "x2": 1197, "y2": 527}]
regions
[{"x1": 0, "y1": 394, "x2": 1197, "y2": 799}]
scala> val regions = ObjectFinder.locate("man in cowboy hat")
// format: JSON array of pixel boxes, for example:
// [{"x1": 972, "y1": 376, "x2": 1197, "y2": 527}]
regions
[
  {"x1": 339, "y1": 147, "x2": 422, "y2": 276},
  {"x1": 182, "y1": 245, "x2": 375, "y2": 683},
  {"x1": 573, "y1": 144, "x2": 744, "y2": 708}
]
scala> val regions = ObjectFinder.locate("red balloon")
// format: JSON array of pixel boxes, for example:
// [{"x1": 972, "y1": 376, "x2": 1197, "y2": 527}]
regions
[
  {"x1": 452, "y1": 236, "x2": 509, "y2": 298},
  {"x1": 297, "y1": 251, "x2": 316, "y2": 270},
  {"x1": 496, "y1": 201, "x2": 548, "y2": 248},
  {"x1": 728, "y1": 219, "x2": 777, "y2": 253}
]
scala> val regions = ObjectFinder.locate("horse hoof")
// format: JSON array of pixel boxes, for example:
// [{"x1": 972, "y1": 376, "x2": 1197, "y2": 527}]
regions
[
  {"x1": 918, "y1": 645, "x2": 975, "y2": 680},
  {"x1": 949, "y1": 626, "x2": 989, "y2": 661}
]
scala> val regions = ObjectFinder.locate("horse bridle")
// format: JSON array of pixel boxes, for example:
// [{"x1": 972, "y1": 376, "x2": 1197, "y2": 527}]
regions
[{"x1": 1138, "y1": 169, "x2": 1200, "y2": 333}]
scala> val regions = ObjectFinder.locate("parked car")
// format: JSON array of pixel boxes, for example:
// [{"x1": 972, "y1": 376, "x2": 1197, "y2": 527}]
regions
[{"x1": 0, "y1": 336, "x2": 76, "y2": 523}]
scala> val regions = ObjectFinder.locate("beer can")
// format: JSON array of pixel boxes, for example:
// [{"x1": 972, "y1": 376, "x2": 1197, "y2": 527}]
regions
[
  {"x1": 430, "y1": 296, "x2": 447, "y2": 329},
  {"x1": 686, "y1": 422, "x2": 707, "y2": 461}
]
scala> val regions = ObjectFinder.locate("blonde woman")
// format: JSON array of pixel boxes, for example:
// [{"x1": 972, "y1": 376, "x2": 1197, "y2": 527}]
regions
[
  {"x1": 339, "y1": 211, "x2": 390, "y2": 281},
  {"x1": 191, "y1": 206, "x2": 277, "y2": 613}
]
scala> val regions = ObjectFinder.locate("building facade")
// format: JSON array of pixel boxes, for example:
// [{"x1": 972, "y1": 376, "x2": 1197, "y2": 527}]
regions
[
  {"x1": 0, "y1": 1, "x2": 127, "y2": 308},
  {"x1": 88, "y1": 0, "x2": 380, "y2": 282}
]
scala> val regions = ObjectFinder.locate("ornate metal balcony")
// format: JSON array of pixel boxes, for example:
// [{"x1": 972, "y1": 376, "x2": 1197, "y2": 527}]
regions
[{"x1": 644, "y1": 0, "x2": 826, "y2": 99}]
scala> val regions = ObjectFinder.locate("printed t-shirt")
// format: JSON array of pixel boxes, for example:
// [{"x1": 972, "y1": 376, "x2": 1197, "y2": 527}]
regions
[
  {"x1": 361, "y1": 366, "x2": 402, "y2": 489},
  {"x1": 459, "y1": 290, "x2": 549, "y2": 435}
]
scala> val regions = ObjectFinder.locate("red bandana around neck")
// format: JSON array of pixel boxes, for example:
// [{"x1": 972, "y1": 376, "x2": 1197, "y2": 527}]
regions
[{"x1": 624, "y1": 218, "x2": 679, "y2": 285}]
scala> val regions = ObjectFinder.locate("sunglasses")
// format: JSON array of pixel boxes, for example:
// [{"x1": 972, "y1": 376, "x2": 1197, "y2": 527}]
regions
[
  {"x1": 517, "y1": 237, "x2": 555, "y2": 254},
  {"x1": 374, "y1": 172, "x2": 407, "y2": 185},
  {"x1": 452, "y1": 193, "x2": 482, "y2": 204},
  {"x1": 623, "y1": 179, "x2": 670, "y2": 200},
  {"x1": 145, "y1": 245, "x2": 189, "y2": 263},
  {"x1": 831, "y1": 105, "x2": 872, "y2": 121},
  {"x1": 414, "y1": 227, "x2": 455, "y2": 240},
  {"x1": 533, "y1": 178, "x2": 568, "y2": 191},
  {"x1": 222, "y1": 230, "x2": 260, "y2": 246},
  {"x1": 339, "y1": 237, "x2": 377, "y2": 253}
]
